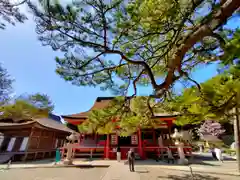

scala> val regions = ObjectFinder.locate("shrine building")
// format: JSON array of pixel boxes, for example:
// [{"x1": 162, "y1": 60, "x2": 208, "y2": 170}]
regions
[
  {"x1": 62, "y1": 97, "x2": 192, "y2": 160},
  {"x1": 0, "y1": 115, "x2": 73, "y2": 163}
]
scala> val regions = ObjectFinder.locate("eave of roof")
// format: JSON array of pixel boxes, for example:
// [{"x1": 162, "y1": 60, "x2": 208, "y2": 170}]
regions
[
  {"x1": 62, "y1": 97, "x2": 178, "y2": 120},
  {"x1": 35, "y1": 118, "x2": 73, "y2": 133},
  {"x1": 0, "y1": 118, "x2": 74, "y2": 133},
  {"x1": 0, "y1": 121, "x2": 35, "y2": 128},
  {"x1": 62, "y1": 97, "x2": 113, "y2": 119}
]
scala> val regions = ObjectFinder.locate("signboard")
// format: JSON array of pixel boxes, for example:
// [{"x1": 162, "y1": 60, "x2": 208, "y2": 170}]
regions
[
  {"x1": 131, "y1": 134, "x2": 138, "y2": 145},
  {"x1": 111, "y1": 134, "x2": 118, "y2": 145}
]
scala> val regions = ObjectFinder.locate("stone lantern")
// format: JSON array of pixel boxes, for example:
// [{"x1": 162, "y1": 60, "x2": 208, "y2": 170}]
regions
[
  {"x1": 171, "y1": 128, "x2": 188, "y2": 165},
  {"x1": 63, "y1": 132, "x2": 79, "y2": 165}
]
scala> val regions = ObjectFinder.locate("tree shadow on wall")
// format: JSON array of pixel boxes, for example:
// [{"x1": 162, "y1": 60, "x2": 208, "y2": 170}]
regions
[{"x1": 158, "y1": 173, "x2": 220, "y2": 180}]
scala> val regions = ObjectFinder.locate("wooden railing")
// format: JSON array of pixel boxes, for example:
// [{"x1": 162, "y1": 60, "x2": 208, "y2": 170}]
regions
[
  {"x1": 59, "y1": 146, "x2": 105, "y2": 159},
  {"x1": 59, "y1": 145, "x2": 192, "y2": 160}
]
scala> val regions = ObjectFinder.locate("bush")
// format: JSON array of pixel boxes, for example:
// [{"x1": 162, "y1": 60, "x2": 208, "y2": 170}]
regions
[{"x1": 224, "y1": 148, "x2": 236, "y2": 156}]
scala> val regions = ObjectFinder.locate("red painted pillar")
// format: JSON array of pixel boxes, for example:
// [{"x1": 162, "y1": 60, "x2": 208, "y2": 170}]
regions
[
  {"x1": 79, "y1": 134, "x2": 81, "y2": 145},
  {"x1": 105, "y1": 134, "x2": 110, "y2": 159},
  {"x1": 153, "y1": 128, "x2": 156, "y2": 145},
  {"x1": 138, "y1": 128, "x2": 144, "y2": 159},
  {"x1": 79, "y1": 134, "x2": 84, "y2": 145}
]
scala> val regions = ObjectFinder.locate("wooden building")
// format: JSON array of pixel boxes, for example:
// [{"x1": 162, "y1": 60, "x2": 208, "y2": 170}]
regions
[
  {"x1": 62, "y1": 97, "x2": 192, "y2": 160},
  {"x1": 0, "y1": 118, "x2": 73, "y2": 163}
]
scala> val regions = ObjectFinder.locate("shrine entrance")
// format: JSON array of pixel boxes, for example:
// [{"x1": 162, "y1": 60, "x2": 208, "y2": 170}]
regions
[{"x1": 118, "y1": 136, "x2": 131, "y2": 146}]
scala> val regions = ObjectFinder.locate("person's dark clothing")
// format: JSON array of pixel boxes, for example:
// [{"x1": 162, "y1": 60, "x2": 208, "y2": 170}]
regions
[
  {"x1": 212, "y1": 151, "x2": 218, "y2": 160},
  {"x1": 116, "y1": 147, "x2": 121, "y2": 152},
  {"x1": 210, "y1": 148, "x2": 217, "y2": 160},
  {"x1": 127, "y1": 151, "x2": 135, "y2": 172},
  {"x1": 167, "y1": 158, "x2": 174, "y2": 164},
  {"x1": 127, "y1": 151, "x2": 135, "y2": 159},
  {"x1": 129, "y1": 159, "x2": 135, "y2": 171}
]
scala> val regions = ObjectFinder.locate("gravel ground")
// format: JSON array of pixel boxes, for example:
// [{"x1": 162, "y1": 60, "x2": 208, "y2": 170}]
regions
[{"x1": 0, "y1": 167, "x2": 108, "y2": 180}]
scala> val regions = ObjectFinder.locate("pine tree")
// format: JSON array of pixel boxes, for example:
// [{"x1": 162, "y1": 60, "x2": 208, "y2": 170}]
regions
[
  {"x1": 162, "y1": 65, "x2": 240, "y2": 125},
  {"x1": 0, "y1": 64, "x2": 13, "y2": 104},
  {"x1": 17, "y1": 93, "x2": 54, "y2": 112},
  {"x1": 0, "y1": 0, "x2": 27, "y2": 29},
  {"x1": 0, "y1": 100, "x2": 49, "y2": 122},
  {"x1": 28, "y1": 0, "x2": 240, "y2": 97}
]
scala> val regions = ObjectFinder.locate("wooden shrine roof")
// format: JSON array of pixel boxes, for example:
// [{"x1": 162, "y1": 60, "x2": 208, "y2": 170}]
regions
[
  {"x1": 62, "y1": 97, "x2": 115, "y2": 119},
  {"x1": 0, "y1": 118, "x2": 74, "y2": 133},
  {"x1": 62, "y1": 97, "x2": 178, "y2": 123},
  {"x1": 35, "y1": 118, "x2": 73, "y2": 133}
]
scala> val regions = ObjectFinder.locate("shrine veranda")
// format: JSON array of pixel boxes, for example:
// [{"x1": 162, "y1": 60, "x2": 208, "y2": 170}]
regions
[{"x1": 62, "y1": 97, "x2": 192, "y2": 159}]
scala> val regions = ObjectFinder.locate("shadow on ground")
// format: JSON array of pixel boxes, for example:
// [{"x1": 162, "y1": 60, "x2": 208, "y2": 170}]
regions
[
  {"x1": 188, "y1": 160, "x2": 221, "y2": 166},
  {"x1": 132, "y1": 159, "x2": 220, "y2": 167},
  {"x1": 135, "y1": 169, "x2": 149, "y2": 173},
  {"x1": 158, "y1": 173, "x2": 220, "y2": 180},
  {"x1": 193, "y1": 154, "x2": 236, "y2": 161},
  {"x1": 10, "y1": 158, "x2": 54, "y2": 165}
]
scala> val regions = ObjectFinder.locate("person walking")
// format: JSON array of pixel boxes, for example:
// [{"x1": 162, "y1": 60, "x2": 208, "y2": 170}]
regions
[
  {"x1": 116, "y1": 146, "x2": 121, "y2": 162},
  {"x1": 127, "y1": 148, "x2": 135, "y2": 172},
  {"x1": 214, "y1": 146, "x2": 223, "y2": 163},
  {"x1": 210, "y1": 145, "x2": 218, "y2": 160}
]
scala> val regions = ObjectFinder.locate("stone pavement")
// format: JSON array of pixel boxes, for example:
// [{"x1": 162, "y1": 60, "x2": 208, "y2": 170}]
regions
[
  {"x1": 0, "y1": 166, "x2": 108, "y2": 180},
  {"x1": 1, "y1": 161, "x2": 239, "y2": 180},
  {"x1": 139, "y1": 167, "x2": 240, "y2": 180},
  {"x1": 0, "y1": 158, "x2": 115, "y2": 169},
  {"x1": 100, "y1": 162, "x2": 140, "y2": 180},
  {"x1": 0, "y1": 157, "x2": 239, "y2": 179}
]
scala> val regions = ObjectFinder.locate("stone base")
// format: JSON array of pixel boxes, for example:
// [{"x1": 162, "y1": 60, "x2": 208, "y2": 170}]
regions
[
  {"x1": 63, "y1": 159, "x2": 73, "y2": 165},
  {"x1": 178, "y1": 158, "x2": 189, "y2": 165}
]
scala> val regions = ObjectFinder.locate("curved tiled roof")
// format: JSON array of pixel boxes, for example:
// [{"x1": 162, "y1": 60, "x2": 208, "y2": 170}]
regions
[
  {"x1": 35, "y1": 118, "x2": 73, "y2": 133},
  {"x1": 0, "y1": 121, "x2": 35, "y2": 127},
  {"x1": 62, "y1": 97, "x2": 113, "y2": 119},
  {"x1": 0, "y1": 118, "x2": 73, "y2": 133},
  {"x1": 62, "y1": 96, "x2": 177, "y2": 120}
]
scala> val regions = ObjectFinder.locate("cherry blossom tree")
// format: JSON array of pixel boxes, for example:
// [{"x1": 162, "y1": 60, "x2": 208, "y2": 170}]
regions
[{"x1": 198, "y1": 120, "x2": 226, "y2": 137}]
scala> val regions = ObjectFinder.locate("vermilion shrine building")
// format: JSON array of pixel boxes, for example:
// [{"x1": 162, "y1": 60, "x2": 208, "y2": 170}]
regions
[{"x1": 62, "y1": 97, "x2": 192, "y2": 160}]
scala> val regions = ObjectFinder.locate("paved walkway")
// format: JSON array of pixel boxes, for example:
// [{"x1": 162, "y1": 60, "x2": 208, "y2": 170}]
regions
[
  {"x1": 0, "y1": 160, "x2": 239, "y2": 180},
  {"x1": 100, "y1": 162, "x2": 140, "y2": 180},
  {"x1": 0, "y1": 152, "x2": 239, "y2": 179}
]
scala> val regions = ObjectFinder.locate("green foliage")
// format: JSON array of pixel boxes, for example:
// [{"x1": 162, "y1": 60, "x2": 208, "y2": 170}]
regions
[
  {"x1": 28, "y1": 0, "x2": 240, "y2": 96},
  {"x1": 0, "y1": 93, "x2": 54, "y2": 122},
  {"x1": 0, "y1": 64, "x2": 13, "y2": 104},
  {"x1": 17, "y1": 93, "x2": 54, "y2": 112},
  {"x1": 78, "y1": 96, "x2": 159, "y2": 135},
  {"x1": 221, "y1": 29, "x2": 240, "y2": 65},
  {"x1": 0, "y1": 0, "x2": 27, "y2": 29},
  {"x1": 0, "y1": 100, "x2": 49, "y2": 122},
  {"x1": 28, "y1": 0, "x2": 240, "y2": 130},
  {"x1": 162, "y1": 65, "x2": 240, "y2": 125},
  {"x1": 224, "y1": 148, "x2": 236, "y2": 156}
]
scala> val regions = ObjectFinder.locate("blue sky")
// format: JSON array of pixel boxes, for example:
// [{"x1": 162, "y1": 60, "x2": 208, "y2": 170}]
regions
[{"x1": 0, "y1": 4, "x2": 238, "y2": 116}]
